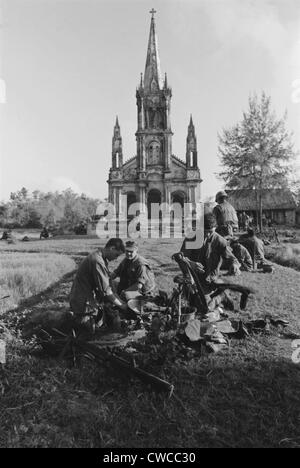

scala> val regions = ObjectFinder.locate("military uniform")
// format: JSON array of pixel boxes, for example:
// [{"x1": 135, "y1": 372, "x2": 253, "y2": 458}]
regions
[
  {"x1": 239, "y1": 235, "x2": 266, "y2": 267},
  {"x1": 70, "y1": 249, "x2": 113, "y2": 316},
  {"x1": 213, "y1": 200, "x2": 238, "y2": 237},
  {"x1": 180, "y1": 231, "x2": 239, "y2": 311},
  {"x1": 181, "y1": 231, "x2": 240, "y2": 287},
  {"x1": 197, "y1": 231, "x2": 240, "y2": 283},
  {"x1": 113, "y1": 255, "x2": 155, "y2": 295},
  {"x1": 231, "y1": 243, "x2": 253, "y2": 271}
]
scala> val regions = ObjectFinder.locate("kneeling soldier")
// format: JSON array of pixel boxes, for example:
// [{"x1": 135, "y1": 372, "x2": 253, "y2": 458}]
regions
[
  {"x1": 111, "y1": 241, "x2": 156, "y2": 297},
  {"x1": 230, "y1": 238, "x2": 253, "y2": 271},
  {"x1": 69, "y1": 238, "x2": 127, "y2": 334}
]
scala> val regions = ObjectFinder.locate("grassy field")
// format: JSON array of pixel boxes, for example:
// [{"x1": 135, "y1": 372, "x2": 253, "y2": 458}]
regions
[
  {"x1": 0, "y1": 253, "x2": 76, "y2": 315},
  {"x1": 0, "y1": 236, "x2": 300, "y2": 448}
]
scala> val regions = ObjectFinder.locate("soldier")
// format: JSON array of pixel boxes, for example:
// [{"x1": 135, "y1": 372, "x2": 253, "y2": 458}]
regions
[
  {"x1": 69, "y1": 238, "x2": 127, "y2": 332},
  {"x1": 213, "y1": 190, "x2": 238, "y2": 237},
  {"x1": 180, "y1": 213, "x2": 241, "y2": 311},
  {"x1": 1, "y1": 229, "x2": 12, "y2": 241},
  {"x1": 111, "y1": 240, "x2": 156, "y2": 298},
  {"x1": 40, "y1": 226, "x2": 49, "y2": 239},
  {"x1": 240, "y1": 211, "x2": 247, "y2": 231},
  {"x1": 230, "y1": 238, "x2": 253, "y2": 271},
  {"x1": 197, "y1": 213, "x2": 241, "y2": 281},
  {"x1": 239, "y1": 228, "x2": 267, "y2": 269}
]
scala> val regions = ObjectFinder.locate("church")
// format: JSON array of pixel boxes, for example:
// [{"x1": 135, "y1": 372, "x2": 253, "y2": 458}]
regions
[{"x1": 107, "y1": 10, "x2": 202, "y2": 218}]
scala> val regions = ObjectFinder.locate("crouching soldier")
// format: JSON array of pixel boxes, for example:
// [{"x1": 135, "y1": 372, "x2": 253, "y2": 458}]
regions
[
  {"x1": 69, "y1": 238, "x2": 127, "y2": 335},
  {"x1": 230, "y1": 238, "x2": 253, "y2": 271},
  {"x1": 111, "y1": 241, "x2": 156, "y2": 298},
  {"x1": 181, "y1": 213, "x2": 241, "y2": 311},
  {"x1": 40, "y1": 227, "x2": 49, "y2": 239},
  {"x1": 239, "y1": 228, "x2": 268, "y2": 269}
]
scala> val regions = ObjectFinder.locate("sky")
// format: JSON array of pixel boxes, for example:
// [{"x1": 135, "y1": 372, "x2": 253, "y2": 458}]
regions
[{"x1": 0, "y1": 0, "x2": 300, "y2": 202}]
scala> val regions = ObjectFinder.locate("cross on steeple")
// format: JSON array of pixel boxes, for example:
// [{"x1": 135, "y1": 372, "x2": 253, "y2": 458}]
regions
[
  {"x1": 149, "y1": 8, "x2": 156, "y2": 18},
  {"x1": 144, "y1": 7, "x2": 162, "y2": 91}
]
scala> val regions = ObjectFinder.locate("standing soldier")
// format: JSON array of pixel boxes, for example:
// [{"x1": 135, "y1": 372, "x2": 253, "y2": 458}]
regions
[{"x1": 213, "y1": 190, "x2": 238, "y2": 237}]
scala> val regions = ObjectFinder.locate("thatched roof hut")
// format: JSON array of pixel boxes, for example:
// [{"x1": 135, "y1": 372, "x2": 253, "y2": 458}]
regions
[
  {"x1": 227, "y1": 189, "x2": 296, "y2": 211},
  {"x1": 227, "y1": 189, "x2": 297, "y2": 225}
]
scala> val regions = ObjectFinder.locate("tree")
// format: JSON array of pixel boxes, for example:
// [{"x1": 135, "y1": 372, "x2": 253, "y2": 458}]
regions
[
  {"x1": 0, "y1": 204, "x2": 8, "y2": 227},
  {"x1": 10, "y1": 187, "x2": 29, "y2": 202},
  {"x1": 218, "y1": 92, "x2": 298, "y2": 230},
  {"x1": 3, "y1": 187, "x2": 100, "y2": 231}
]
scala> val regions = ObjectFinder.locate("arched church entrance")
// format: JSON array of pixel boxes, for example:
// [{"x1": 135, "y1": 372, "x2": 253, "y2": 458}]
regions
[
  {"x1": 147, "y1": 189, "x2": 161, "y2": 219},
  {"x1": 127, "y1": 191, "x2": 137, "y2": 218},
  {"x1": 171, "y1": 190, "x2": 186, "y2": 208},
  {"x1": 171, "y1": 191, "x2": 186, "y2": 235}
]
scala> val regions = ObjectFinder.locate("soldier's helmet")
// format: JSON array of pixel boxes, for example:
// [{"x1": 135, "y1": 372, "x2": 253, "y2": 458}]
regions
[
  {"x1": 215, "y1": 190, "x2": 228, "y2": 202},
  {"x1": 125, "y1": 240, "x2": 138, "y2": 252}
]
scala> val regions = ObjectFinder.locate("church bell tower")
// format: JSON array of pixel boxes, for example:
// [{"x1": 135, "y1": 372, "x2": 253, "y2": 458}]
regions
[
  {"x1": 107, "y1": 10, "x2": 202, "y2": 221},
  {"x1": 136, "y1": 9, "x2": 173, "y2": 176}
]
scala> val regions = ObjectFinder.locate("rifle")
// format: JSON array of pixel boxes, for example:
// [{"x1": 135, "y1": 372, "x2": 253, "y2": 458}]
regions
[
  {"x1": 37, "y1": 329, "x2": 174, "y2": 396},
  {"x1": 76, "y1": 340, "x2": 174, "y2": 396}
]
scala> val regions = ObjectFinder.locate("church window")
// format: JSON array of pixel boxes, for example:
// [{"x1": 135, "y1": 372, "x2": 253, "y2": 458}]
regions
[{"x1": 148, "y1": 141, "x2": 161, "y2": 164}]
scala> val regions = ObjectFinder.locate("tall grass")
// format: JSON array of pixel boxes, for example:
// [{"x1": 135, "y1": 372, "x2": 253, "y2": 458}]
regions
[
  {"x1": 266, "y1": 243, "x2": 300, "y2": 271},
  {"x1": 0, "y1": 253, "x2": 75, "y2": 315}
]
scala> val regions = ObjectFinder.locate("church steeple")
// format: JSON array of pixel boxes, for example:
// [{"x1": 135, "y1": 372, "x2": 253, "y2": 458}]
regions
[
  {"x1": 108, "y1": 11, "x2": 202, "y2": 219},
  {"x1": 186, "y1": 115, "x2": 198, "y2": 168},
  {"x1": 111, "y1": 116, "x2": 123, "y2": 169},
  {"x1": 144, "y1": 9, "x2": 162, "y2": 93},
  {"x1": 164, "y1": 73, "x2": 168, "y2": 90},
  {"x1": 135, "y1": 10, "x2": 173, "y2": 172}
]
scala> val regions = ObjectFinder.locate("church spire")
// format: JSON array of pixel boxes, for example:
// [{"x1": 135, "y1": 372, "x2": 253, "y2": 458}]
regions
[
  {"x1": 164, "y1": 73, "x2": 168, "y2": 89},
  {"x1": 112, "y1": 116, "x2": 123, "y2": 169},
  {"x1": 140, "y1": 73, "x2": 144, "y2": 89},
  {"x1": 144, "y1": 9, "x2": 162, "y2": 92},
  {"x1": 186, "y1": 115, "x2": 198, "y2": 168}
]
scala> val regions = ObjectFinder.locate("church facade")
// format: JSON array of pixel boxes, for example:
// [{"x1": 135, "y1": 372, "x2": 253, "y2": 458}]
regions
[{"x1": 107, "y1": 11, "x2": 202, "y2": 217}]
